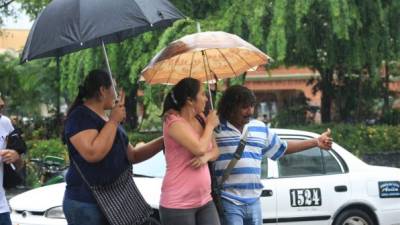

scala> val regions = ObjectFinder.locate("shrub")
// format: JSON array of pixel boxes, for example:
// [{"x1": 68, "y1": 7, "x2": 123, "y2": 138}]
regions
[
  {"x1": 27, "y1": 139, "x2": 67, "y2": 160},
  {"x1": 128, "y1": 131, "x2": 162, "y2": 145},
  {"x1": 283, "y1": 123, "x2": 400, "y2": 156}
]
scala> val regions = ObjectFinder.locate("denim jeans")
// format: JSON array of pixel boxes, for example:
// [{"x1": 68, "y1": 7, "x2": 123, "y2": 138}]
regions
[
  {"x1": 221, "y1": 198, "x2": 262, "y2": 225},
  {"x1": 0, "y1": 212, "x2": 12, "y2": 225},
  {"x1": 63, "y1": 197, "x2": 109, "y2": 225}
]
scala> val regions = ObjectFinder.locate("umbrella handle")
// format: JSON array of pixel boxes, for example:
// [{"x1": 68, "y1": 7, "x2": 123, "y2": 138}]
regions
[
  {"x1": 202, "y1": 50, "x2": 214, "y2": 110},
  {"x1": 206, "y1": 83, "x2": 214, "y2": 110},
  {"x1": 101, "y1": 40, "x2": 118, "y2": 101}
]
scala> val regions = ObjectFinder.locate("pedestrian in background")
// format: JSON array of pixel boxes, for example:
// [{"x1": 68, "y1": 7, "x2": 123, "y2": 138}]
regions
[{"x1": 0, "y1": 96, "x2": 24, "y2": 225}]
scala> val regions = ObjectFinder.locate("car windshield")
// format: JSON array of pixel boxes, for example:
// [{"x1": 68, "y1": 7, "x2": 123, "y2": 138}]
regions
[{"x1": 132, "y1": 151, "x2": 166, "y2": 178}]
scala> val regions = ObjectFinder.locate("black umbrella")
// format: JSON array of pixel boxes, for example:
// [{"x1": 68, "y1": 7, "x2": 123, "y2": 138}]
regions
[{"x1": 21, "y1": 0, "x2": 184, "y2": 96}]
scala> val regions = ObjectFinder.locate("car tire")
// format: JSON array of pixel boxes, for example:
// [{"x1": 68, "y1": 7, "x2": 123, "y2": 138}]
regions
[{"x1": 333, "y1": 209, "x2": 375, "y2": 225}]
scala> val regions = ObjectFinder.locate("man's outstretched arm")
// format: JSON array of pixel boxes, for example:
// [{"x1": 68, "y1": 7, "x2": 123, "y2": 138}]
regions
[{"x1": 285, "y1": 128, "x2": 332, "y2": 155}]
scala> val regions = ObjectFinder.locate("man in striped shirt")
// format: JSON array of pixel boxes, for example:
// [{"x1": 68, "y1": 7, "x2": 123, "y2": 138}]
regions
[{"x1": 214, "y1": 85, "x2": 332, "y2": 225}]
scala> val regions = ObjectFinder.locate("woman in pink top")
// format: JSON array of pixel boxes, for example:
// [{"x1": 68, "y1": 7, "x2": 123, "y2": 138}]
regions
[{"x1": 160, "y1": 78, "x2": 221, "y2": 225}]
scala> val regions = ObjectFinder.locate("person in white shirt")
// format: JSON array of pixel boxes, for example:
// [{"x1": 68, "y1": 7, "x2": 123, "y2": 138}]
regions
[{"x1": 0, "y1": 96, "x2": 23, "y2": 225}]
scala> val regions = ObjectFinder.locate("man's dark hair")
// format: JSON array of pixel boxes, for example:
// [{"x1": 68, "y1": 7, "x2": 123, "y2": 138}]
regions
[{"x1": 217, "y1": 85, "x2": 256, "y2": 121}]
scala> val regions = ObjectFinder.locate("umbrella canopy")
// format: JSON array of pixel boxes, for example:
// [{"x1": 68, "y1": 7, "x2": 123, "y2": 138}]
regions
[
  {"x1": 141, "y1": 31, "x2": 271, "y2": 84},
  {"x1": 21, "y1": 0, "x2": 185, "y2": 63}
]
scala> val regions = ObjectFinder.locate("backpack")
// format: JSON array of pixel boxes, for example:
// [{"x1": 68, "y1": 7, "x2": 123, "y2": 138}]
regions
[{"x1": 4, "y1": 128, "x2": 27, "y2": 189}]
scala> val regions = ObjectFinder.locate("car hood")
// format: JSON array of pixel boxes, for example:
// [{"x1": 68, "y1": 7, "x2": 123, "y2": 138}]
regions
[
  {"x1": 9, "y1": 183, "x2": 66, "y2": 212},
  {"x1": 134, "y1": 177, "x2": 163, "y2": 209},
  {"x1": 9, "y1": 177, "x2": 163, "y2": 212}
]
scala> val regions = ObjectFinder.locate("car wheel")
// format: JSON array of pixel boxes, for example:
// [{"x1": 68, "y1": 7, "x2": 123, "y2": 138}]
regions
[{"x1": 334, "y1": 209, "x2": 375, "y2": 225}]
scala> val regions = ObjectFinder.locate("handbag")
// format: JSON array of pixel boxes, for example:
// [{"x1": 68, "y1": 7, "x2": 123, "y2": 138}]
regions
[
  {"x1": 6, "y1": 128, "x2": 27, "y2": 154},
  {"x1": 210, "y1": 129, "x2": 249, "y2": 217},
  {"x1": 71, "y1": 159, "x2": 155, "y2": 225},
  {"x1": 4, "y1": 128, "x2": 26, "y2": 189}
]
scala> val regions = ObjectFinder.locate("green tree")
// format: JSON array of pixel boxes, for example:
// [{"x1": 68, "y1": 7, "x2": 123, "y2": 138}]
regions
[
  {"x1": 0, "y1": 0, "x2": 16, "y2": 25},
  {"x1": 0, "y1": 53, "x2": 58, "y2": 118},
  {"x1": 16, "y1": 0, "x2": 400, "y2": 125},
  {"x1": 266, "y1": 0, "x2": 400, "y2": 122}
]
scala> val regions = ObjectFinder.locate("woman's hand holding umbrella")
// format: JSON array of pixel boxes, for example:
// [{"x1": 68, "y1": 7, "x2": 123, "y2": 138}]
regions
[
  {"x1": 205, "y1": 110, "x2": 219, "y2": 129},
  {"x1": 110, "y1": 90, "x2": 126, "y2": 124},
  {"x1": 190, "y1": 111, "x2": 219, "y2": 169}
]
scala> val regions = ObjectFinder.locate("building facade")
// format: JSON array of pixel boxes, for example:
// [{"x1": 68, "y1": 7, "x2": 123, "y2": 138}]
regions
[
  {"x1": 0, "y1": 28, "x2": 29, "y2": 54},
  {"x1": 244, "y1": 66, "x2": 400, "y2": 123}
]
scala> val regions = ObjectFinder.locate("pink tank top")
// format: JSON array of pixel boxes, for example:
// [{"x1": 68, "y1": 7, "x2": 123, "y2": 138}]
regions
[{"x1": 160, "y1": 114, "x2": 212, "y2": 209}]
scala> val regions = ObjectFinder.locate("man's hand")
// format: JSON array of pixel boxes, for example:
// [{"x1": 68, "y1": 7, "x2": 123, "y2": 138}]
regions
[
  {"x1": 317, "y1": 128, "x2": 333, "y2": 150},
  {"x1": 0, "y1": 149, "x2": 20, "y2": 164}
]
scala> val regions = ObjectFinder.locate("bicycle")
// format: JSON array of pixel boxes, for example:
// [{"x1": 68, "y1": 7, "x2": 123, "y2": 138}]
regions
[{"x1": 25, "y1": 155, "x2": 68, "y2": 187}]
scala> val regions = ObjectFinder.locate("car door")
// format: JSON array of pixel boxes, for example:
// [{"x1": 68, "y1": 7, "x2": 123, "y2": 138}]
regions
[
  {"x1": 260, "y1": 155, "x2": 278, "y2": 225},
  {"x1": 270, "y1": 139, "x2": 351, "y2": 225}
]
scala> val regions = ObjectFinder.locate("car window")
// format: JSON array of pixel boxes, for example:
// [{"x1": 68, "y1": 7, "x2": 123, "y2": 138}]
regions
[
  {"x1": 132, "y1": 152, "x2": 166, "y2": 177},
  {"x1": 261, "y1": 156, "x2": 268, "y2": 179},
  {"x1": 322, "y1": 150, "x2": 343, "y2": 174},
  {"x1": 278, "y1": 147, "x2": 324, "y2": 177}
]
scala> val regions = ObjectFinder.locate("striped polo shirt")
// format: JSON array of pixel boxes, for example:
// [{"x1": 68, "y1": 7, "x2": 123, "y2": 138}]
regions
[{"x1": 214, "y1": 119, "x2": 287, "y2": 205}]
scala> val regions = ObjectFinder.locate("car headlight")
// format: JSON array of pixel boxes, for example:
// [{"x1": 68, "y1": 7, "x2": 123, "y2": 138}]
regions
[{"x1": 45, "y1": 206, "x2": 65, "y2": 219}]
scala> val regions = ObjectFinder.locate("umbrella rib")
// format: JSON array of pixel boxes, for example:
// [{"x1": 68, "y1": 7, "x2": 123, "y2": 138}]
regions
[
  {"x1": 216, "y1": 48, "x2": 238, "y2": 77},
  {"x1": 189, "y1": 51, "x2": 195, "y2": 78},
  {"x1": 252, "y1": 50, "x2": 268, "y2": 63},
  {"x1": 204, "y1": 50, "x2": 218, "y2": 82},
  {"x1": 166, "y1": 54, "x2": 181, "y2": 84},
  {"x1": 148, "y1": 59, "x2": 167, "y2": 84},
  {"x1": 236, "y1": 51, "x2": 254, "y2": 69},
  {"x1": 132, "y1": 1, "x2": 153, "y2": 26}
]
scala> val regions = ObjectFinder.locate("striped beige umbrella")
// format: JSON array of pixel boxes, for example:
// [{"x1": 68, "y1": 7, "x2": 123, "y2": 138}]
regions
[{"x1": 141, "y1": 31, "x2": 271, "y2": 85}]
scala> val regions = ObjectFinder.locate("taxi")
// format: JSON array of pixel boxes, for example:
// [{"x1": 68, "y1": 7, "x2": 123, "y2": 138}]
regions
[{"x1": 9, "y1": 129, "x2": 400, "y2": 225}]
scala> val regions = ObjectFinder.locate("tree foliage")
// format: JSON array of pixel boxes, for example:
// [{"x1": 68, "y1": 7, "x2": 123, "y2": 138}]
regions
[
  {"x1": 0, "y1": 53, "x2": 58, "y2": 117},
  {"x1": 265, "y1": 0, "x2": 400, "y2": 122},
  {"x1": 7, "y1": 0, "x2": 400, "y2": 128}
]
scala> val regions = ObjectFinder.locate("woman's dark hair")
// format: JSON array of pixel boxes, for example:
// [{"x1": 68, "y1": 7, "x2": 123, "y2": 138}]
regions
[
  {"x1": 217, "y1": 85, "x2": 256, "y2": 121},
  {"x1": 161, "y1": 77, "x2": 201, "y2": 116},
  {"x1": 66, "y1": 69, "x2": 112, "y2": 116},
  {"x1": 63, "y1": 69, "x2": 111, "y2": 144}
]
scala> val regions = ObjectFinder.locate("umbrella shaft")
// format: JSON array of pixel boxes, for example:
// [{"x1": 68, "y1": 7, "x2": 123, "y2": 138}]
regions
[
  {"x1": 102, "y1": 41, "x2": 118, "y2": 100},
  {"x1": 202, "y1": 50, "x2": 214, "y2": 110}
]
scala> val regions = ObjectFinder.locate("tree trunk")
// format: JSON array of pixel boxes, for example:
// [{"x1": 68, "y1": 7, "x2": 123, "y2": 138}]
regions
[
  {"x1": 319, "y1": 68, "x2": 334, "y2": 123},
  {"x1": 0, "y1": 0, "x2": 14, "y2": 9},
  {"x1": 125, "y1": 83, "x2": 138, "y2": 130},
  {"x1": 383, "y1": 62, "x2": 390, "y2": 116},
  {"x1": 56, "y1": 57, "x2": 61, "y2": 118},
  {"x1": 55, "y1": 57, "x2": 62, "y2": 135},
  {"x1": 336, "y1": 65, "x2": 348, "y2": 121}
]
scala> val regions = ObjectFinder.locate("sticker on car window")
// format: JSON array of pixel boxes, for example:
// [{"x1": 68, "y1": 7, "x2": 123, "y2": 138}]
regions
[
  {"x1": 379, "y1": 181, "x2": 400, "y2": 198},
  {"x1": 290, "y1": 188, "x2": 321, "y2": 207}
]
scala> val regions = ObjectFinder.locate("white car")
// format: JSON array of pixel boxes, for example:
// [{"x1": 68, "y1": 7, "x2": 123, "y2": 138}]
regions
[{"x1": 9, "y1": 129, "x2": 400, "y2": 225}]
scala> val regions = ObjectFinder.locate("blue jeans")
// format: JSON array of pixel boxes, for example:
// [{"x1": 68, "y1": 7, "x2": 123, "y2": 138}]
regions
[
  {"x1": 0, "y1": 212, "x2": 11, "y2": 225},
  {"x1": 221, "y1": 198, "x2": 262, "y2": 225},
  {"x1": 63, "y1": 197, "x2": 109, "y2": 225}
]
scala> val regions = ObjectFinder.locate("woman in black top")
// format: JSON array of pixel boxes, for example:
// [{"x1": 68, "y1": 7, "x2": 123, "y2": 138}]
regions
[{"x1": 63, "y1": 69, "x2": 163, "y2": 225}]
